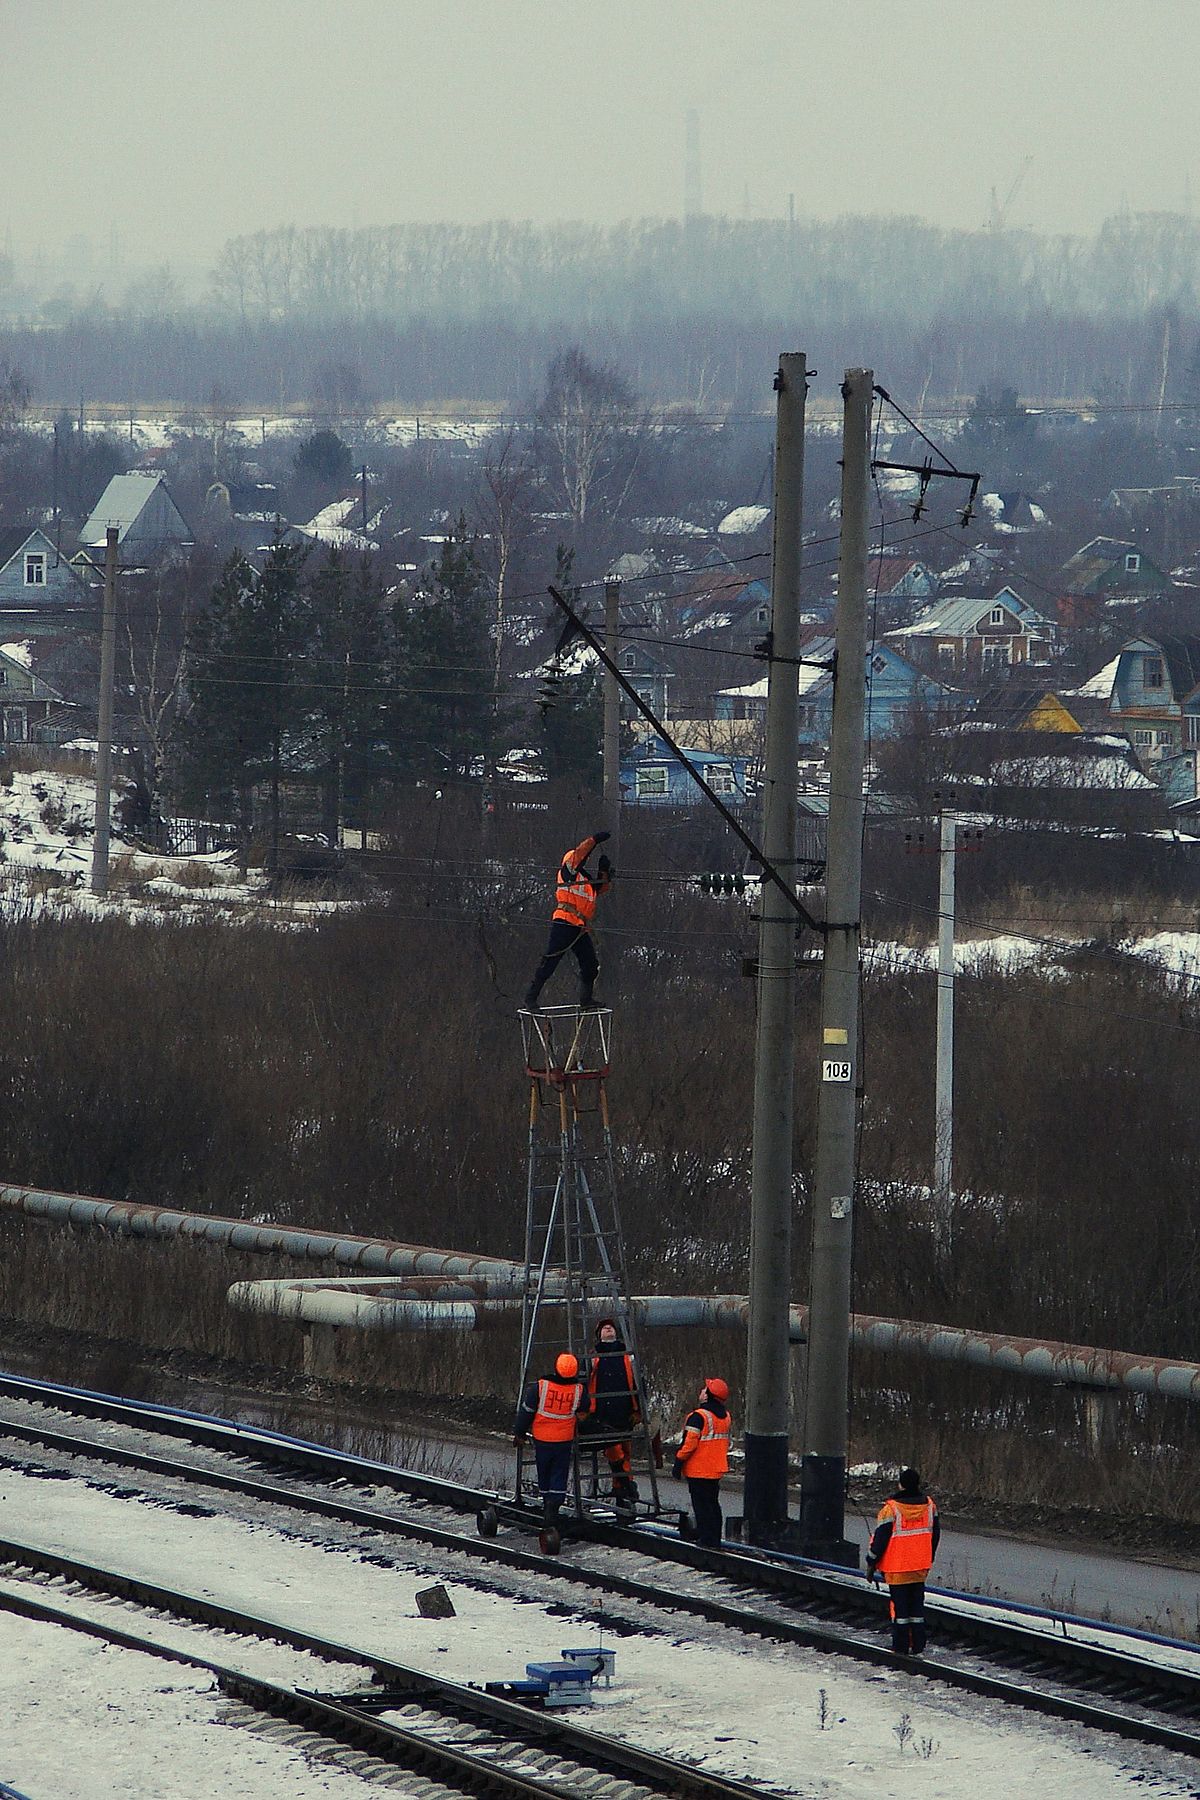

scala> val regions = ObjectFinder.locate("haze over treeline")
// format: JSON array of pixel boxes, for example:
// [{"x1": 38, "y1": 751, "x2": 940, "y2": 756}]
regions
[{"x1": 4, "y1": 209, "x2": 1200, "y2": 408}]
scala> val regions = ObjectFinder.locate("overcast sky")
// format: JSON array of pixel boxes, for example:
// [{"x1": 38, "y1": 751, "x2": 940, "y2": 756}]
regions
[{"x1": 5, "y1": 0, "x2": 1197, "y2": 273}]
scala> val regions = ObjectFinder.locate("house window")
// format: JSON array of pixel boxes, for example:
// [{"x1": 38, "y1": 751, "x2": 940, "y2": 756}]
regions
[
  {"x1": 635, "y1": 766, "x2": 668, "y2": 798},
  {"x1": 1156, "y1": 729, "x2": 1174, "y2": 744},
  {"x1": 755, "y1": 607, "x2": 769, "y2": 625},
  {"x1": 623, "y1": 652, "x2": 636, "y2": 670},
  {"x1": 990, "y1": 607, "x2": 1005, "y2": 625},
  {"x1": 1133, "y1": 729, "x2": 1153, "y2": 745},
  {"x1": 1029, "y1": 639, "x2": 1049, "y2": 663},
  {"x1": 798, "y1": 702, "x2": 814, "y2": 728},
  {"x1": 23, "y1": 553, "x2": 45, "y2": 586},
  {"x1": 1144, "y1": 655, "x2": 1164, "y2": 688},
  {"x1": 1125, "y1": 552, "x2": 1141, "y2": 573},
  {"x1": 709, "y1": 763, "x2": 736, "y2": 795},
  {"x1": 982, "y1": 641, "x2": 1012, "y2": 668},
  {"x1": 1186, "y1": 716, "x2": 1200, "y2": 748},
  {"x1": 871, "y1": 654, "x2": 887, "y2": 674},
  {"x1": 937, "y1": 643, "x2": 955, "y2": 665}
]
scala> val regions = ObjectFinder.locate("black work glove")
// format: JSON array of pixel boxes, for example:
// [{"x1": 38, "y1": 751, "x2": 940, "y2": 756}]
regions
[
  {"x1": 597, "y1": 854, "x2": 613, "y2": 877},
  {"x1": 672, "y1": 1458, "x2": 684, "y2": 1479},
  {"x1": 592, "y1": 830, "x2": 612, "y2": 844}
]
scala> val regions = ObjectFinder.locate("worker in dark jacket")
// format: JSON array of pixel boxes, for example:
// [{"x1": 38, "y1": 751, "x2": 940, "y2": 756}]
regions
[
  {"x1": 524, "y1": 832, "x2": 613, "y2": 1010},
  {"x1": 581, "y1": 1317, "x2": 641, "y2": 1504},
  {"x1": 673, "y1": 1377, "x2": 731, "y2": 1547},
  {"x1": 514, "y1": 1352, "x2": 589, "y2": 1527},
  {"x1": 865, "y1": 1467, "x2": 940, "y2": 1655}
]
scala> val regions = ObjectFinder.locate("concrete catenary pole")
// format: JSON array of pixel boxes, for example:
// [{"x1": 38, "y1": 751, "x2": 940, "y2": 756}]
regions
[
  {"x1": 603, "y1": 575, "x2": 622, "y2": 854},
  {"x1": 743, "y1": 351, "x2": 807, "y2": 1540},
  {"x1": 799, "y1": 369, "x2": 873, "y2": 1563},
  {"x1": 90, "y1": 525, "x2": 118, "y2": 898},
  {"x1": 934, "y1": 803, "x2": 956, "y2": 1235}
]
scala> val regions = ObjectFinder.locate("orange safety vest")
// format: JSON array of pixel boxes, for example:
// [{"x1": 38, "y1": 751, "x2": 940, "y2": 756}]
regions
[
  {"x1": 552, "y1": 838, "x2": 609, "y2": 931},
  {"x1": 876, "y1": 1497, "x2": 936, "y2": 1579},
  {"x1": 677, "y1": 1406, "x2": 730, "y2": 1479},
  {"x1": 532, "y1": 1378, "x2": 584, "y2": 1442},
  {"x1": 588, "y1": 1351, "x2": 636, "y2": 1406}
]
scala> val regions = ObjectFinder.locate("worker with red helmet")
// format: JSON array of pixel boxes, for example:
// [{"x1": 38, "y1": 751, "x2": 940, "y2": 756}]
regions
[
  {"x1": 673, "y1": 1376, "x2": 731, "y2": 1547},
  {"x1": 866, "y1": 1467, "x2": 940, "y2": 1655},
  {"x1": 514, "y1": 1352, "x2": 589, "y2": 1528}
]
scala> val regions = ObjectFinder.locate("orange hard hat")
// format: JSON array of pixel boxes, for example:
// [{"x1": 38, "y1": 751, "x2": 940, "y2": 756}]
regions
[
  {"x1": 556, "y1": 1352, "x2": 579, "y2": 1379},
  {"x1": 704, "y1": 1376, "x2": 729, "y2": 1401}
]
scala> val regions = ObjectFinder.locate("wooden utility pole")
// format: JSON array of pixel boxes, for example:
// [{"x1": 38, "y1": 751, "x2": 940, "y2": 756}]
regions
[
  {"x1": 798, "y1": 369, "x2": 872, "y2": 1565},
  {"x1": 90, "y1": 526, "x2": 119, "y2": 897},
  {"x1": 743, "y1": 351, "x2": 807, "y2": 1542}
]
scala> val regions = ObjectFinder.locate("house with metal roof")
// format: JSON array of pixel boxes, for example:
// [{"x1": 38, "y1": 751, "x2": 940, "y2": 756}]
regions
[
  {"x1": 620, "y1": 732, "x2": 749, "y2": 807},
  {"x1": 1107, "y1": 634, "x2": 1200, "y2": 770},
  {"x1": 0, "y1": 641, "x2": 71, "y2": 743},
  {"x1": 885, "y1": 590, "x2": 1056, "y2": 679},
  {"x1": 0, "y1": 527, "x2": 88, "y2": 632},
  {"x1": 1057, "y1": 537, "x2": 1171, "y2": 626},
  {"x1": 715, "y1": 635, "x2": 958, "y2": 748},
  {"x1": 77, "y1": 472, "x2": 191, "y2": 558}
]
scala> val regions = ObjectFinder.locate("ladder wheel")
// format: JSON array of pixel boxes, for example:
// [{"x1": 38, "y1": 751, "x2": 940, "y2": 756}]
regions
[
  {"x1": 539, "y1": 1527, "x2": 561, "y2": 1556},
  {"x1": 476, "y1": 1506, "x2": 499, "y2": 1538}
]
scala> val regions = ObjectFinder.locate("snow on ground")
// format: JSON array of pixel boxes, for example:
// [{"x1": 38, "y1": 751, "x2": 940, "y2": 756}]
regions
[
  {"x1": 0, "y1": 1463, "x2": 1193, "y2": 1799},
  {"x1": 0, "y1": 1609, "x2": 375, "y2": 1800}
]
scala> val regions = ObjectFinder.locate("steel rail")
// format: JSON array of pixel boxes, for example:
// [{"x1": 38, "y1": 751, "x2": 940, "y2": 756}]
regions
[
  {"x1": 0, "y1": 1542, "x2": 772, "y2": 1800},
  {"x1": 1, "y1": 1374, "x2": 1200, "y2": 1757}
]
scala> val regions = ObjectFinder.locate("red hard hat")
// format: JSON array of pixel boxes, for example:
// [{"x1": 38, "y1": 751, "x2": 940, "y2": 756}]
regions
[
  {"x1": 556, "y1": 1352, "x2": 579, "y2": 1379},
  {"x1": 705, "y1": 1376, "x2": 729, "y2": 1401}
]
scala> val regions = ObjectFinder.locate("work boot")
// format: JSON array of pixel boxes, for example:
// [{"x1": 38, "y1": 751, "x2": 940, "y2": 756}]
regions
[
  {"x1": 615, "y1": 1476, "x2": 640, "y2": 1503},
  {"x1": 524, "y1": 990, "x2": 542, "y2": 1012}
]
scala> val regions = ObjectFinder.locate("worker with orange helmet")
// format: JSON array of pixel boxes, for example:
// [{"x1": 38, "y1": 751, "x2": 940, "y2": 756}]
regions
[
  {"x1": 865, "y1": 1467, "x2": 940, "y2": 1655},
  {"x1": 524, "y1": 832, "x2": 614, "y2": 1011},
  {"x1": 673, "y1": 1377, "x2": 731, "y2": 1547},
  {"x1": 514, "y1": 1352, "x2": 589, "y2": 1528}
]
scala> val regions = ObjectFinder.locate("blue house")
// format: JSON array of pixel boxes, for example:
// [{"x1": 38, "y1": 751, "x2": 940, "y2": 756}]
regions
[
  {"x1": 0, "y1": 527, "x2": 89, "y2": 633},
  {"x1": 715, "y1": 636, "x2": 959, "y2": 748},
  {"x1": 621, "y1": 733, "x2": 750, "y2": 807}
]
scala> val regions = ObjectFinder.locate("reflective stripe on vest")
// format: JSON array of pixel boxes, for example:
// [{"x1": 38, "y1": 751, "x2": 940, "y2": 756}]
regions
[
  {"x1": 680, "y1": 1405, "x2": 730, "y2": 1478},
  {"x1": 553, "y1": 870, "x2": 596, "y2": 929},
  {"x1": 532, "y1": 1378, "x2": 583, "y2": 1442},
  {"x1": 877, "y1": 1498, "x2": 935, "y2": 1575}
]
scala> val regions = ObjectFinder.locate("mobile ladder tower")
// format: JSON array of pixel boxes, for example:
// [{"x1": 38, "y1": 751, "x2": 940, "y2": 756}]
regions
[{"x1": 514, "y1": 1003, "x2": 661, "y2": 1528}]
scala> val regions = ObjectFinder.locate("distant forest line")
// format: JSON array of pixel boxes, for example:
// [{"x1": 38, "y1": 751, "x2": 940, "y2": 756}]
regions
[{"x1": 5, "y1": 211, "x2": 1200, "y2": 411}]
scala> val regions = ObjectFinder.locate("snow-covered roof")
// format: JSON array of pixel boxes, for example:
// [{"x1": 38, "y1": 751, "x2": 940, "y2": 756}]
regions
[
  {"x1": 1064, "y1": 655, "x2": 1120, "y2": 700},
  {"x1": 79, "y1": 473, "x2": 185, "y2": 547},
  {"x1": 0, "y1": 640, "x2": 33, "y2": 670},
  {"x1": 718, "y1": 504, "x2": 770, "y2": 536}
]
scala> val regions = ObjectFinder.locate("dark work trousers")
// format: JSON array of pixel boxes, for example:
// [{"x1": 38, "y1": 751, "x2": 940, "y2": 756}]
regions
[
  {"x1": 887, "y1": 1581, "x2": 927, "y2": 1654},
  {"x1": 533, "y1": 1440, "x2": 573, "y2": 1520},
  {"x1": 526, "y1": 921, "x2": 599, "y2": 1008},
  {"x1": 687, "y1": 1476, "x2": 724, "y2": 1546}
]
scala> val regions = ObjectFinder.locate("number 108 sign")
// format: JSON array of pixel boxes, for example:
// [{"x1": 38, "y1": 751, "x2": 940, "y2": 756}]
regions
[{"x1": 822, "y1": 1058, "x2": 853, "y2": 1083}]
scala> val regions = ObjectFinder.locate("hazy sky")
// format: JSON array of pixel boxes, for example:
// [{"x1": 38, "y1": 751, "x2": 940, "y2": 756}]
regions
[{"x1": 5, "y1": 0, "x2": 1198, "y2": 273}]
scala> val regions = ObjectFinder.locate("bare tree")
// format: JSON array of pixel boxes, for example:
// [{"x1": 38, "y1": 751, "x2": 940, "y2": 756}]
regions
[
  {"x1": 535, "y1": 347, "x2": 648, "y2": 551},
  {"x1": 120, "y1": 549, "x2": 215, "y2": 820},
  {"x1": 476, "y1": 424, "x2": 537, "y2": 692}
]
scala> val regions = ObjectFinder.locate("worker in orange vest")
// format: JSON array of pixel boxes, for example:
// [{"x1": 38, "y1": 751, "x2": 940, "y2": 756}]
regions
[
  {"x1": 524, "y1": 832, "x2": 613, "y2": 1011},
  {"x1": 514, "y1": 1352, "x2": 589, "y2": 1527},
  {"x1": 865, "y1": 1468, "x2": 940, "y2": 1655},
  {"x1": 581, "y1": 1317, "x2": 642, "y2": 1506},
  {"x1": 673, "y1": 1377, "x2": 731, "y2": 1546}
]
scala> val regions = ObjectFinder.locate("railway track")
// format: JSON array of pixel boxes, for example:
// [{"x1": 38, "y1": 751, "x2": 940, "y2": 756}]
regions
[
  {"x1": 1, "y1": 1370, "x2": 1199, "y2": 1761},
  {"x1": 0, "y1": 1540, "x2": 773, "y2": 1799}
]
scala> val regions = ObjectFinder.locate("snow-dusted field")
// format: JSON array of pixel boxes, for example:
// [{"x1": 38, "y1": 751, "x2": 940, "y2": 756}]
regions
[{"x1": 0, "y1": 1462, "x2": 1194, "y2": 1799}]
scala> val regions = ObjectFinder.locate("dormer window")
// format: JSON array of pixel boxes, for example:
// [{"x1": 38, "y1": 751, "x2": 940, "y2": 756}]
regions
[
  {"x1": 1125, "y1": 552, "x2": 1141, "y2": 573},
  {"x1": 23, "y1": 553, "x2": 45, "y2": 586}
]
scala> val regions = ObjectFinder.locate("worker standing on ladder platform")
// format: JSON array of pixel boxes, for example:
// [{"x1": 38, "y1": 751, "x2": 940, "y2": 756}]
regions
[
  {"x1": 524, "y1": 832, "x2": 613, "y2": 1011},
  {"x1": 674, "y1": 1377, "x2": 731, "y2": 1546},
  {"x1": 514, "y1": 1352, "x2": 589, "y2": 1531},
  {"x1": 582, "y1": 1318, "x2": 642, "y2": 1505}
]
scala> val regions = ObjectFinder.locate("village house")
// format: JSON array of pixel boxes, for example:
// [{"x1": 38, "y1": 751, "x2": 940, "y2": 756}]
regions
[
  {"x1": 715, "y1": 635, "x2": 958, "y2": 748},
  {"x1": 0, "y1": 527, "x2": 89, "y2": 635},
  {"x1": 1057, "y1": 536, "x2": 1171, "y2": 626},
  {"x1": 0, "y1": 642, "x2": 71, "y2": 743},
  {"x1": 885, "y1": 589, "x2": 1056, "y2": 679},
  {"x1": 1106, "y1": 634, "x2": 1200, "y2": 769},
  {"x1": 76, "y1": 472, "x2": 191, "y2": 562},
  {"x1": 620, "y1": 732, "x2": 749, "y2": 807},
  {"x1": 870, "y1": 553, "x2": 938, "y2": 600}
]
